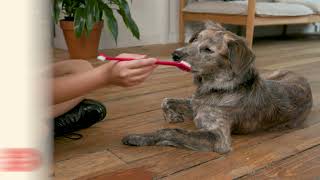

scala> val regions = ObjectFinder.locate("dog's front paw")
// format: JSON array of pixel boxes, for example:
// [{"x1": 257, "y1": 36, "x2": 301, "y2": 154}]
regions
[
  {"x1": 163, "y1": 110, "x2": 184, "y2": 123},
  {"x1": 122, "y1": 134, "x2": 156, "y2": 146},
  {"x1": 162, "y1": 99, "x2": 183, "y2": 123}
]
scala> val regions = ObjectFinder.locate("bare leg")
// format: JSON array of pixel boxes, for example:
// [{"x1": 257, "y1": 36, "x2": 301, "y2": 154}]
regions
[
  {"x1": 161, "y1": 98, "x2": 193, "y2": 123},
  {"x1": 52, "y1": 59, "x2": 94, "y2": 76},
  {"x1": 52, "y1": 97, "x2": 83, "y2": 118},
  {"x1": 52, "y1": 60, "x2": 93, "y2": 118}
]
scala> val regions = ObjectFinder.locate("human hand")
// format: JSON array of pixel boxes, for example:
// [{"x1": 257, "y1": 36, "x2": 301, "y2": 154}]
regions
[{"x1": 104, "y1": 53, "x2": 158, "y2": 87}]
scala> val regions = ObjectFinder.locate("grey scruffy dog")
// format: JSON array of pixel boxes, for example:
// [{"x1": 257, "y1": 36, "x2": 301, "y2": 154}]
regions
[{"x1": 122, "y1": 22, "x2": 313, "y2": 154}]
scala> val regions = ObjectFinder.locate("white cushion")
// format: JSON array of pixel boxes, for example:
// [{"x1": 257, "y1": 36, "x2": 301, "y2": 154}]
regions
[
  {"x1": 184, "y1": 1, "x2": 247, "y2": 15},
  {"x1": 187, "y1": 0, "x2": 274, "y2": 3},
  {"x1": 256, "y1": 2, "x2": 314, "y2": 16},
  {"x1": 275, "y1": 0, "x2": 320, "y2": 14},
  {"x1": 183, "y1": 1, "x2": 315, "y2": 16}
]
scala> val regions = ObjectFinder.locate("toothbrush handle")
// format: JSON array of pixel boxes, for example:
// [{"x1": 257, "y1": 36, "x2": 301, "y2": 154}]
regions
[
  {"x1": 100, "y1": 55, "x2": 135, "y2": 61},
  {"x1": 99, "y1": 54, "x2": 179, "y2": 67},
  {"x1": 155, "y1": 61, "x2": 180, "y2": 67}
]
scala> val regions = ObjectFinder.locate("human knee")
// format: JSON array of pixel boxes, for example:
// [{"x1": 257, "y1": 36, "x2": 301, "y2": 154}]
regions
[{"x1": 53, "y1": 59, "x2": 94, "y2": 76}]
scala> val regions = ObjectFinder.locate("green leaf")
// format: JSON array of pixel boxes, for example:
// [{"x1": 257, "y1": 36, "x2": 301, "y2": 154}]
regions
[
  {"x1": 101, "y1": 2, "x2": 119, "y2": 43},
  {"x1": 53, "y1": 0, "x2": 62, "y2": 23},
  {"x1": 115, "y1": 0, "x2": 140, "y2": 39},
  {"x1": 85, "y1": 0, "x2": 95, "y2": 36},
  {"x1": 74, "y1": 7, "x2": 86, "y2": 37},
  {"x1": 93, "y1": 0, "x2": 101, "y2": 22}
]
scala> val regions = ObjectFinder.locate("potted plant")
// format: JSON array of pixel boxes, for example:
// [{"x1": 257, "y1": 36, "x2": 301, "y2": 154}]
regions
[{"x1": 53, "y1": 0, "x2": 140, "y2": 59}]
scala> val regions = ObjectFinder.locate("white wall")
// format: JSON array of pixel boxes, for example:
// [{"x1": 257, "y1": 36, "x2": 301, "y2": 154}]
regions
[{"x1": 54, "y1": 0, "x2": 319, "y2": 50}]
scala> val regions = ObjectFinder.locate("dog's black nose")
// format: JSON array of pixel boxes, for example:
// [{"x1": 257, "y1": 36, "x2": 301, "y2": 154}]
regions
[{"x1": 172, "y1": 50, "x2": 184, "y2": 61}]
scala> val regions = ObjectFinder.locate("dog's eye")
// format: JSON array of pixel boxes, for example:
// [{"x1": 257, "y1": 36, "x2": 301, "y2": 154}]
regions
[{"x1": 201, "y1": 47, "x2": 214, "y2": 53}]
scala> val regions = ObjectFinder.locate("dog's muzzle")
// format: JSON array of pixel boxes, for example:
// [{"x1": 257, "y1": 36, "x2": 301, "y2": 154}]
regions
[{"x1": 172, "y1": 48, "x2": 185, "y2": 62}]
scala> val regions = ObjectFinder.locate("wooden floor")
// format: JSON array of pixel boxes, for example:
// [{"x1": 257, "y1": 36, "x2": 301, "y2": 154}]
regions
[{"x1": 54, "y1": 35, "x2": 320, "y2": 180}]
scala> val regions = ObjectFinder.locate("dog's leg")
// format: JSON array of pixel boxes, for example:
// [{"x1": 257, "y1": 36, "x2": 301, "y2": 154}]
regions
[
  {"x1": 122, "y1": 120, "x2": 231, "y2": 154},
  {"x1": 161, "y1": 98, "x2": 193, "y2": 123}
]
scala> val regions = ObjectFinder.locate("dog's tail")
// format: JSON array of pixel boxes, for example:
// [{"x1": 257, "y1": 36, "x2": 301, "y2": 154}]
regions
[{"x1": 122, "y1": 128, "x2": 231, "y2": 153}]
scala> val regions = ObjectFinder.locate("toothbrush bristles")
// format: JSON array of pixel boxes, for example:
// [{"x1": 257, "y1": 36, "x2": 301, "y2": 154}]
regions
[
  {"x1": 97, "y1": 55, "x2": 106, "y2": 61},
  {"x1": 180, "y1": 61, "x2": 192, "y2": 71}
]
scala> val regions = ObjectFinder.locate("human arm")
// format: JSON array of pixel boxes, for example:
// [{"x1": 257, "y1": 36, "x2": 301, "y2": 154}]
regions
[{"x1": 52, "y1": 54, "x2": 157, "y2": 104}]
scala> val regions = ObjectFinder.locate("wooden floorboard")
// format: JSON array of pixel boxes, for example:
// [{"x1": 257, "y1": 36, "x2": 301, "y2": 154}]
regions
[
  {"x1": 54, "y1": 150, "x2": 126, "y2": 180},
  {"x1": 239, "y1": 144, "x2": 320, "y2": 179},
  {"x1": 54, "y1": 35, "x2": 320, "y2": 179},
  {"x1": 165, "y1": 123, "x2": 320, "y2": 180}
]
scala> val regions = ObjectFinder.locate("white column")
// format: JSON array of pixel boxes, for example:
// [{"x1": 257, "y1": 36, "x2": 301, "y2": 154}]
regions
[{"x1": 0, "y1": 0, "x2": 51, "y2": 179}]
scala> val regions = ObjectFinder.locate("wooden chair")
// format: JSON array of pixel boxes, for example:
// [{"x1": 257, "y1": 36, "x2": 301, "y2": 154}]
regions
[{"x1": 179, "y1": 0, "x2": 320, "y2": 48}]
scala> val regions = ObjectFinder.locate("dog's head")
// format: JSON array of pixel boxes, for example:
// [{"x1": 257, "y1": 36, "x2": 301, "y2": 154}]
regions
[{"x1": 173, "y1": 22, "x2": 255, "y2": 89}]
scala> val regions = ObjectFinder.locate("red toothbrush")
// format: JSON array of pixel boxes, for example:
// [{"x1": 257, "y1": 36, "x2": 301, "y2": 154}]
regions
[{"x1": 97, "y1": 53, "x2": 191, "y2": 72}]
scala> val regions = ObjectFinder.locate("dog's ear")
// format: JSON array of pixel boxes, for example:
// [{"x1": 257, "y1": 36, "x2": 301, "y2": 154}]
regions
[
  {"x1": 227, "y1": 37, "x2": 255, "y2": 75},
  {"x1": 205, "y1": 21, "x2": 225, "y2": 31}
]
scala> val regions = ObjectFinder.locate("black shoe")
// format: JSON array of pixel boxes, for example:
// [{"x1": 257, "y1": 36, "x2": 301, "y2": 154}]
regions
[{"x1": 54, "y1": 99, "x2": 107, "y2": 138}]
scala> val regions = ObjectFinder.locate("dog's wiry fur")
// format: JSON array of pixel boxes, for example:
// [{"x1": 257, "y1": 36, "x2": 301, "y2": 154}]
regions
[{"x1": 122, "y1": 22, "x2": 313, "y2": 153}]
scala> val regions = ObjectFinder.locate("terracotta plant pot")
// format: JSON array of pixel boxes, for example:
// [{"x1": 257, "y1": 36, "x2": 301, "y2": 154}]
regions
[{"x1": 60, "y1": 20, "x2": 103, "y2": 59}]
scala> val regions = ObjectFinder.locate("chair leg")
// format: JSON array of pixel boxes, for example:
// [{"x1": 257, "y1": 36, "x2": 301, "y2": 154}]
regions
[
  {"x1": 246, "y1": 23, "x2": 254, "y2": 49},
  {"x1": 312, "y1": 22, "x2": 318, "y2": 32},
  {"x1": 179, "y1": 14, "x2": 185, "y2": 43},
  {"x1": 246, "y1": 0, "x2": 255, "y2": 48}
]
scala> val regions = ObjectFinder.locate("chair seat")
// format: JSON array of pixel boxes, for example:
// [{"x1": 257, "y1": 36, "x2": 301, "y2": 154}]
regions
[
  {"x1": 275, "y1": 0, "x2": 320, "y2": 14},
  {"x1": 183, "y1": 1, "x2": 315, "y2": 17}
]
